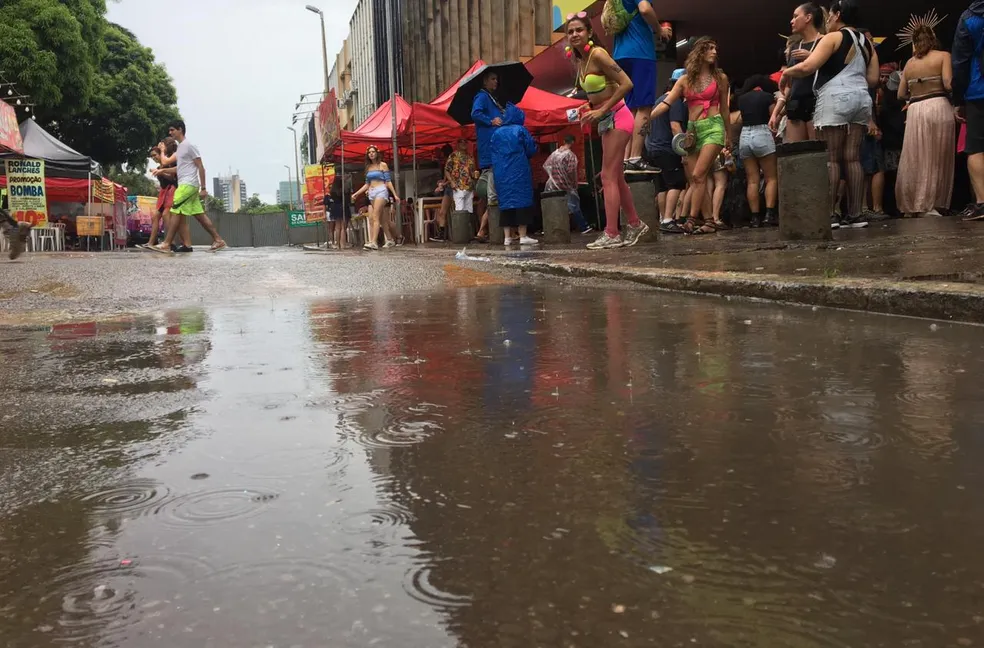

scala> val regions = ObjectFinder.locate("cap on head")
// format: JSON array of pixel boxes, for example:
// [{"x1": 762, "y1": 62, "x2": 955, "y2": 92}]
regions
[{"x1": 671, "y1": 68, "x2": 685, "y2": 81}]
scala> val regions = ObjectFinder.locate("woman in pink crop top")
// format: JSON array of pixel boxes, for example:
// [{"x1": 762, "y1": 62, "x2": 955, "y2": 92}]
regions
[{"x1": 651, "y1": 37, "x2": 731, "y2": 233}]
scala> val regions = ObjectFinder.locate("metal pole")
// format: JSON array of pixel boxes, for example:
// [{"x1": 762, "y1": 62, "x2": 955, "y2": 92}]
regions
[
  {"x1": 283, "y1": 165, "x2": 294, "y2": 210},
  {"x1": 386, "y1": 0, "x2": 400, "y2": 201},
  {"x1": 319, "y1": 13, "x2": 330, "y2": 93},
  {"x1": 586, "y1": 132, "x2": 600, "y2": 230},
  {"x1": 288, "y1": 127, "x2": 302, "y2": 208}
]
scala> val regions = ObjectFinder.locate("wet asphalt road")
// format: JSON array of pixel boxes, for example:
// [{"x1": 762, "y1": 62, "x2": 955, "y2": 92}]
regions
[
  {"x1": 0, "y1": 247, "x2": 469, "y2": 326},
  {"x1": 2, "y1": 249, "x2": 984, "y2": 647}
]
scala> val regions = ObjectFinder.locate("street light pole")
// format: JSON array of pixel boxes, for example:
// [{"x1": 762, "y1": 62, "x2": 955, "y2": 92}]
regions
[
  {"x1": 287, "y1": 126, "x2": 302, "y2": 208},
  {"x1": 305, "y1": 5, "x2": 331, "y2": 94},
  {"x1": 283, "y1": 165, "x2": 294, "y2": 210},
  {"x1": 385, "y1": 0, "x2": 400, "y2": 201}
]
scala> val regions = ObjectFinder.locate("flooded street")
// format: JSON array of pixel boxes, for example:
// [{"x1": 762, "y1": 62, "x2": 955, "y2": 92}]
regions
[{"x1": 2, "y1": 282, "x2": 984, "y2": 647}]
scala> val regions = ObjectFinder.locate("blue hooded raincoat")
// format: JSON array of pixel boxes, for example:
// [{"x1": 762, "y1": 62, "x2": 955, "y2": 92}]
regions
[
  {"x1": 489, "y1": 105, "x2": 538, "y2": 211},
  {"x1": 471, "y1": 90, "x2": 506, "y2": 170}
]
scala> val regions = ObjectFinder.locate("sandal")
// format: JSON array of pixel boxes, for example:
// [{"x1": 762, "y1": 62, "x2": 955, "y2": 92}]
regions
[
  {"x1": 208, "y1": 241, "x2": 227, "y2": 253},
  {"x1": 712, "y1": 220, "x2": 730, "y2": 230},
  {"x1": 693, "y1": 221, "x2": 718, "y2": 235}
]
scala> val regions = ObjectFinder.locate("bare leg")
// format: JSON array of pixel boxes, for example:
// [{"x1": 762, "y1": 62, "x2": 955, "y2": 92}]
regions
[
  {"x1": 744, "y1": 157, "x2": 762, "y2": 217},
  {"x1": 600, "y1": 127, "x2": 637, "y2": 236},
  {"x1": 688, "y1": 145, "x2": 723, "y2": 223},
  {"x1": 665, "y1": 189, "x2": 681, "y2": 223},
  {"x1": 657, "y1": 192, "x2": 666, "y2": 220},
  {"x1": 871, "y1": 170, "x2": 885, "y2": 212},
  {"x1": 785, "y1": 120, "x2": 809, "y2": 144},
  {"x1": 178, "y1": 217, "x2": 192, "y2": 248},
  {"x1": 368, "y1": 198, "x2": 386, "y2": 247},
  {"x1": 193, "y1": 213, "x2": 224, "y2": 247},
  {"x1": 760, "y1": 154, "x2": 778, "y2": 209},
  {"x1": 628, "y1": 108, "x2": 651, "y2": 160},
  {"x1": 711, "y1": 169, "x2": 727, "y2": 223},
  {"x1": 149, "y1": 211, "x2": 162, "y2": 246},
  {"x1": 970, "y1": 153, "x2": 984, "y2": 203}
]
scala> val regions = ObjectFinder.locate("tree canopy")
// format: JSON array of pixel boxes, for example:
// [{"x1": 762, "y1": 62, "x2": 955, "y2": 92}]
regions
[{"x1": 0, "y1": 1, "x2": 179, "y2": 170}]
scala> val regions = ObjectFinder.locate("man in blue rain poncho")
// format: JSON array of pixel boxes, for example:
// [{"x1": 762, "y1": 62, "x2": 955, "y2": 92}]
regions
[
  {"x1": 472, "y1": 71, "x2": 504, "y2": 212},
  {"x1": 490, "y1": 104, "x2": 539, "y2": 246}
]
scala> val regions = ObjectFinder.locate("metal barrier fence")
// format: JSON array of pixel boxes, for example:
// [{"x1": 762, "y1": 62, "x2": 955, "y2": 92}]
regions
[{"x1": 185, "y1": 211, "x2": 330, "y2": 248}]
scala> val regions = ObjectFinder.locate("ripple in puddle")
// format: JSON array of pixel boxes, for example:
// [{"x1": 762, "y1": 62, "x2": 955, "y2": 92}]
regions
[
  {"x1": 37, "y1": 553, "x2": 215, "y2": 644},
  {"x1": 80, "y1": 479, "x2": 171, "y2": 517},
  {"x1": 152, "y1": 488, "x2": 280, "y2": 528},
  {"x1": 403, "y1": 563, "x2": 472, "y2": 609}
]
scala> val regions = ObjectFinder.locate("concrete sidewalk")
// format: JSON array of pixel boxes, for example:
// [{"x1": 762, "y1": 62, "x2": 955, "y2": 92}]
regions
[{"x1": 435, "y1": 218, "x2": 984, "y2": 323}]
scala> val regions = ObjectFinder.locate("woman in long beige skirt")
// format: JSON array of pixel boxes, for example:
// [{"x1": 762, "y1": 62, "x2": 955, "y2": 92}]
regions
[{"x1": 896, "y1": 16, "x2": 955, "y2": 217}]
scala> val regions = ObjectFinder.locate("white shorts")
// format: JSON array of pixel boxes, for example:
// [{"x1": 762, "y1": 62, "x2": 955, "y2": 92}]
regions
[{"x1": 453, "y1": 189, "x2": 474, "y2": 212}]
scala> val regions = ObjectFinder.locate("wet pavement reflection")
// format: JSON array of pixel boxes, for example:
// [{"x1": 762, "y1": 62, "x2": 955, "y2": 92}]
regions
[{"x1": 2, "y1": 286, "x2": 984, "y2": 647}]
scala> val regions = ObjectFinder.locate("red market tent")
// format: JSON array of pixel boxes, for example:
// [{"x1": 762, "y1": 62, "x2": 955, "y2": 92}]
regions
[
  {"x1": 0, "y1": 175, "x2": 126, "y2": 203},
  {"x1": 330, "y1": 95, "x2": 452, "y2": 164}
]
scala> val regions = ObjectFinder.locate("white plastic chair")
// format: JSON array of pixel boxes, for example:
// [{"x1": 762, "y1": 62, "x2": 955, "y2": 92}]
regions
[
  {"x1": 52, "y1": 223, "x2": 66, "y2": 251},
  {"x1": 35, "y1": 227, "x2": 56, "y2": 252}
]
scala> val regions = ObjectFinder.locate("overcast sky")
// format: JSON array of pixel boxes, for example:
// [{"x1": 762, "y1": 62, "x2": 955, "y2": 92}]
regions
[{"x1": 107, "y1": 0, "x2": 357, "y2": 204}]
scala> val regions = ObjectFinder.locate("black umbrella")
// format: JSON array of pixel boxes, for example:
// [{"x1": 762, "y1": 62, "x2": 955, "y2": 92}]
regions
[{"x1": 447, "y1": 62, "x2": 534, "y2": 126}]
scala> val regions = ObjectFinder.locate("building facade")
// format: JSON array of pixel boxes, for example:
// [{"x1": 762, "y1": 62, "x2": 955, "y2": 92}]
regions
[
  {"x1": 213, "y1": 174, "x2": 247, "y2": 213},
  {"x1": 277, "y1": 181, "x2": 302, "y2": 206},
  {"x1": 399, "y1": 0, "x2": 558, "y2": 103}
]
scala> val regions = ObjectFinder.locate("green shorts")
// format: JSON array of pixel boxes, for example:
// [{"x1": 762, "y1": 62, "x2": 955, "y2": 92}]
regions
[
  {"x1": 171, "y1": 184, "x2": 205, "y2": 217},
  {"x1": 688, "y1": 114, "x2": 726, "y2": 151}
]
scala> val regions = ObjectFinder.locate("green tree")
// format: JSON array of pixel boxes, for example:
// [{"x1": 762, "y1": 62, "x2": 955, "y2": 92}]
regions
[
  {"x1": 204, "y1": 195, "x2": 226, "y2": 212},
  {"x1": 0, "y1": 0, "x2": 104, "y2": 121},
  {"x1": 54, "y1": 24, "x2": 180, "y2": 169},
  {"x1": 0, "y1": 3, "x2": 178, "y2": 169},
  {"x1": 106, "y1": 166, "x2": 158, "y2": 196}
]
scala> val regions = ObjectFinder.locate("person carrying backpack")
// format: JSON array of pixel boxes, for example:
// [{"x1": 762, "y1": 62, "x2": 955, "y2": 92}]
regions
[{"x1": 602, "y1": 0, "x2": 673, "y2": 172}]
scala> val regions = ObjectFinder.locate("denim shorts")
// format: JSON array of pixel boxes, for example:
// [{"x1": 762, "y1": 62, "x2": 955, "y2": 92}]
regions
[
  {"x1": 813, "y1": 87, "x2": 872, "y2": 129},
  {"x1": 368, "y1": 185, "x2": 389, "y2": 202},
  {"x1": 739, "y1": 124, "x2": 776, "y2": 159}
]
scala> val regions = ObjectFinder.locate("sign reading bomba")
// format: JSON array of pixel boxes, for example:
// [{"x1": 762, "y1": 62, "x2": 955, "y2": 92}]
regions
[{"x1": 5, "y1": 159, "x2": 47, "y2": 226}]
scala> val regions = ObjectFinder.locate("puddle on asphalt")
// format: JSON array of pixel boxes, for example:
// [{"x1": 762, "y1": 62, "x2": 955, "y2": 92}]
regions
[{"x1": 2, "y1": 287, "x2": 984, "y2": 647}]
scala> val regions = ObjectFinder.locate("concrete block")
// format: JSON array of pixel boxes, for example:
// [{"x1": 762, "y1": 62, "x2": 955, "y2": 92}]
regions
[
  {"x1": 488, "y1": 205, "x2": 504, "y2": 245},
  {"x1": 540, "y1": 190, "x2": 571, "y2": 244},
  {"x1": 450, "y1": 210, "x2": 473, "y2": 244},
  {"x1": 625, "y1": 175, "x2": 659, "y2": 242},
  {"x1": 778, "y1": 141, "x2": 832, "y2": 241}
]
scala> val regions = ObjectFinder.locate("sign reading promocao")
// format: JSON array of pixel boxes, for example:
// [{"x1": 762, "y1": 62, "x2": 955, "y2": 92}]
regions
[{"x1": 5, "y1": 158, "x2": 47, "y2": 226}]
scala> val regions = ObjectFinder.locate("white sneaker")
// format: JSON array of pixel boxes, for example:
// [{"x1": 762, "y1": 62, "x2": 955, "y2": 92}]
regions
[
  {"x1": 364, "y1": 242, "x2": 379, "y2": 251},
  {"x1": 586, "y1": 232, "x2": 625, "y2": 249},
  {"x1": 503, "y1": 237, "x2": 516, "y2": 246},
  {"x1": 519, "y1": 236, "x2": 539, "y2": 245},
  {"x1": 383, "y1": 239, "x2": 396, "y2": 248}
]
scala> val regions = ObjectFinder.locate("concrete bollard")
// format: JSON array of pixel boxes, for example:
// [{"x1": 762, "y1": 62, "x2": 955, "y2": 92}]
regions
[
  {"x1": 450, "y1": 210, "x2": 473, "y2": 244},
  {"x1": 540, "y1": 190, "x2": 571, "y2": 244},
  {"x1": 624, "y1": 174, "x2": 659, "y2": 242},
  {"x1": 777, "y1": 140, "x2": 832, "y2": 241},
  {"x1": 487, "y1": 205, "x2": 505, "y2": 245}
]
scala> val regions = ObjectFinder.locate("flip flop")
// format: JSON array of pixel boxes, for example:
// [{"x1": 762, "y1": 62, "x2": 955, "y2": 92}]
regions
[
  {"x1": 148, "y1": 244, "x2": 175, "y2": 256},
  {"x1": 208, "y1": 242, "x2": 228, "y2": 253}
]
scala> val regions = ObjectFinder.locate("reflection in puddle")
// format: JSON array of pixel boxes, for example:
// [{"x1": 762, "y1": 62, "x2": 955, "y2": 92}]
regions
[{"x1": 1, "y1": 289, "x2": 984, "y2": 647}]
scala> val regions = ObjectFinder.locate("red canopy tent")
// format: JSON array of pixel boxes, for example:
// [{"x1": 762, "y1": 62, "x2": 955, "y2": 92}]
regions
[
  {"x1": 332, "y1": 95, "x2": 450, "y2": 164},
  {"x1": 0, "y1": 175, "x2": 126, "y2": 203}
]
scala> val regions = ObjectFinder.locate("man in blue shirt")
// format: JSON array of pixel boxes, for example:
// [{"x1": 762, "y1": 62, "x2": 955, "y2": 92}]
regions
[
  {"x1": 613, "y1": 0, "x2": 672, "y2": 172},
  {"x1": 644, "y1": 69, "x2": 687, "y2": 233},
  {"x1": 953, "y1": 0, "x2": 984, "y2": 220}
]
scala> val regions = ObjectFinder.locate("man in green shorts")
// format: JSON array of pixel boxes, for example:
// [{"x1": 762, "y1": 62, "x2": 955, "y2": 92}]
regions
[{"x1": 151, "y1": 119, "x2": 226, "y2": 254}]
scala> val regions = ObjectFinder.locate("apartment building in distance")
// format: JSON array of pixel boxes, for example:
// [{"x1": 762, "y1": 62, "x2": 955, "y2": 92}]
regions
[{"x1": 212, "y1": 174, "x2": 247, "y2": 213}]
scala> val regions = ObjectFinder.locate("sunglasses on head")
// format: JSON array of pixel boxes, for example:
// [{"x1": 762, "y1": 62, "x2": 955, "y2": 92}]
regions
[{"x1": 567, "y1": 11, "x2": 587, "y2": 20}]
